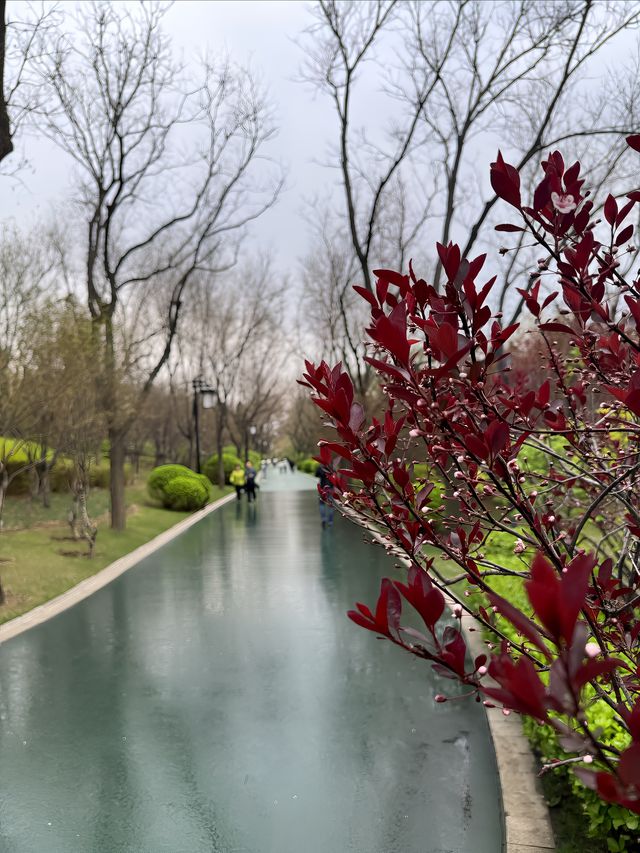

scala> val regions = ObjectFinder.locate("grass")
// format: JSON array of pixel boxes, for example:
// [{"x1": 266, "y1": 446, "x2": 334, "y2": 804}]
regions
[
  {"x1": 1, "y1": 488, "x2": 114, "y2": 530},
  {"x1": 0, "y1": 480, "x2": 231, "y2": 626}
]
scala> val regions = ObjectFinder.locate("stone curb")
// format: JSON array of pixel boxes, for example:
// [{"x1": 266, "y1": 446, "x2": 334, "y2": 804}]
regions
[
  {"x1": 461, "y1": 611, "x2": 555, "y2": 852},
  {"x1": 0, "y1": 491, "x2": 237, "y2": 645}
]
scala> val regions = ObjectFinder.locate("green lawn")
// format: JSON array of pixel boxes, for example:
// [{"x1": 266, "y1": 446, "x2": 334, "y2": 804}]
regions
[{"x1": 0, "y1": 481, "x2": 231, "y2": 625}]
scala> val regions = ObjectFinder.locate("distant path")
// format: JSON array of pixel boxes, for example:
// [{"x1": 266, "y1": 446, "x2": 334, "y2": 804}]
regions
[{"x1": 0, "y1": 471, "x2": 502, "y2": 852}]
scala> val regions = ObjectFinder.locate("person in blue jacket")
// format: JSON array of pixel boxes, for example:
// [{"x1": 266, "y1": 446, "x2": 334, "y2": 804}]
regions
[{"x1": 315, "y1": 463, "x2": 335, "y2": 529}]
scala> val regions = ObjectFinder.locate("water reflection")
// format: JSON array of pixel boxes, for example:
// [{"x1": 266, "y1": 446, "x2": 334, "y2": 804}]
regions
[{"x1": 0, "y1": 490, "x2": 501, "y2": 853}]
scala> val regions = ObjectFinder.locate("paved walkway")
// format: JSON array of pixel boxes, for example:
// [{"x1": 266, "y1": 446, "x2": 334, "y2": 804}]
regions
[{"x1": 0, "y1": 474, "x2": 502, "y2": 852}]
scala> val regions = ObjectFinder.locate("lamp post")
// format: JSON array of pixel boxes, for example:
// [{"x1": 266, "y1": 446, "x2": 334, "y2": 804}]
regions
[
  {"x1": 244, "y1": 423, "x2": 258, "y2": 462},
  {"x1": 192, "y1": 377, "x2": 216, "y2": 474}
]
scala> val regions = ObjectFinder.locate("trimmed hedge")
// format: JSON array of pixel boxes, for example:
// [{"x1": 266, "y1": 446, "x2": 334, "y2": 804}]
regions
[
  {"x1": 5, "y1": 455, "x2": 133, "y2": 496},
  {"x1": 147, "y1": 464, "x2": 194, "y2": 502},
  {"x1": 162, "y1": 475, "x2": 209, "y2": 511},
  {"x1": 297, "y1": 457, "x2": 318, "y2": 474},
  {"x1": 203, "y1": 452, "x2": 243, "y2": 485},
  {"x1": 147, "y1": 464, "x2": 212, "y2": 512},
  {"x1": 49, "y1": 460, "x2": 133, "y2": 492}
]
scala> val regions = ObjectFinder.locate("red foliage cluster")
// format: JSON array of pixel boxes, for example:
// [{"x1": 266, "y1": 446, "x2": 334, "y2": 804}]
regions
[{"x1": 301, "y1": 137, "x2": 640, "y2": 812}]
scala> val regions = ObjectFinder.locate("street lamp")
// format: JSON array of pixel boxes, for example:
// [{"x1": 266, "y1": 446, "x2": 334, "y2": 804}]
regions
[{"x1": 192, "y1": 377, "x2": 217, "y2": 474}]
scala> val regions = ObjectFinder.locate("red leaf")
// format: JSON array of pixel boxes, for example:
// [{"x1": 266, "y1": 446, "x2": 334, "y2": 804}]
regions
[
  {"x1": 485, "y1": 420, "x2": 509, "y2": 456},
  {"x1": 495, "y1": 223, "x2": 525, "y2": 232},
  {"x1": 395, "y1": 565, "x2": 445, "y2": 633},
  {"x1": 490, "y1": 151, "x2": 521, "y2": 208},
  {"x1": 373, "y1": 269, "x2": 410, "y2": 293},
  {"x1": 353, "y1": 285, "x2": 378, "y2": 309},
  {"x1": 615, "y1": 223, "x2": 634, "y2": 247},
  {"x1": 488, "y1": 591, "x2": 551, "y2": 658},
  {"x1": 604, "y1": 194, "x2": 618, "y2": 226},
  {"x1": 526, "y1": 553, "x2": 563, "y2": 642},
  {"x1": 626, "y1": 134, "x2": 640, "y2": 153}
]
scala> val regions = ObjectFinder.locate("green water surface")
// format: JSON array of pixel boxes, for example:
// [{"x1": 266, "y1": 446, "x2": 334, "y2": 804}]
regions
[{"x1": 0, "y1": 472, "x2": 502, "y2": 852}]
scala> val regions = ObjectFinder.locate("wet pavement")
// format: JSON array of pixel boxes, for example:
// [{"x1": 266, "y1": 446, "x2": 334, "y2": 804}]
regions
[{"x1": 0, "y1": 470, "x2": 502, "y2": 852}]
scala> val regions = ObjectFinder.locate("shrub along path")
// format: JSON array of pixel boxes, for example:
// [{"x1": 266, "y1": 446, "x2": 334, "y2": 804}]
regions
[
  {"x1": 0, "y1": 472, "x2": 501, "y2": 852},
  {"x1": 0, "y1": 481, "x2": 230, "y2": 625}
]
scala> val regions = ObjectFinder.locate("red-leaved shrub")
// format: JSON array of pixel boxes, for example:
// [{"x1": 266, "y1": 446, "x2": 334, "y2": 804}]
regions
[{"x1": 301, "y1": 137, "x2": 640, "y2": 812}]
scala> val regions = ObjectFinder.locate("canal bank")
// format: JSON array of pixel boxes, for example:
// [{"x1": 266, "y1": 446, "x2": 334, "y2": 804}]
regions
[{"x1": 0, "y1": 472, "x2": 503, "y2": 852}]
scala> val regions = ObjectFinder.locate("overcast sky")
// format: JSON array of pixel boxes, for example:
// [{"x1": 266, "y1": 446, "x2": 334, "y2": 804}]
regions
[
  {"x1": 2, "y1": 1, "x2": 638, "y2": 280},
  {"x1": 2, "y1": 0, "x2": 344, "y2": 272}
]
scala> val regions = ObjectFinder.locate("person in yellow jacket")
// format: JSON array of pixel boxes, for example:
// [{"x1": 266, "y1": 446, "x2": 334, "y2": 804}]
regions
[{"x1": 229, "y1": 463, "x2": 246, "y2": 500}]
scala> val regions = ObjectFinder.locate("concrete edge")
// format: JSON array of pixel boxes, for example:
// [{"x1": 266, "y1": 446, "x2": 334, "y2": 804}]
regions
[
  {"x1": 0, "y1": 491, "x2": 237, "y2": 645},
  {"x1": 461, "y1": 611, "x2": 555, "y2": 852}
]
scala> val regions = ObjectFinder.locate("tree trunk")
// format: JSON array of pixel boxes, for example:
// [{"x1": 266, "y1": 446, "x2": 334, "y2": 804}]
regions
[
  {"x1": 69, "y1": 476, "x2": 97, "y2": 556},
  {"x1": 0, "y1": 1, "x2": 14, "y2": 166},
  {"x1": 0, "y1": 465, "x2": 8, "y2": 530},
  {"x1": 40, "y1": 461, "x2": 52, "y2": 508},
  {"x1": 216, "y1": 430, "x2": 225, "y2": 488},
  {"x1": 28, "y1": 465, "x2": 40, "y2": 502},
  {"x1": 109, "y1": 428, "x2": 127, "y2": 531}
]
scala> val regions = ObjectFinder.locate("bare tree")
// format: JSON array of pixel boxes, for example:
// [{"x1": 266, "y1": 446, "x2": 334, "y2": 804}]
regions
[
  {"x1": 0, "y1": 0, "x2": 56, "y2": 168},
  {"x1": 37, "y1": 3, "x2": 282, "y2": 528},
  {"x1": 0, "y1": 0, "x2": 10, "y2": 163},
  {"x1": 299, "y1": 0, "x2": 640, "y2": 380},
  {"x1": 299, "y1": 214, "x2": 369, "y2": 393},
  {"x1": 178, "y1": 257, "x2": 288, "y2": 485},
  {"x1": 227, "y1": 331, "x2": 289, "y2": 463},
  {"x1": 300, "y1": 0, "x2": 445, "y2": 294}
]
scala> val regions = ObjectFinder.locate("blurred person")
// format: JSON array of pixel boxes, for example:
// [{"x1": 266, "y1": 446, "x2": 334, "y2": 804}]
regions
[
  {"x1": 245, "y1": 460, "x2": 257, "y2": 502},
  {"x1": 315, "y1": 462, "x2": 336, "y2": 529},
  {"x1": 230, "y1": 463, "x2": 246, "y2": 500}
]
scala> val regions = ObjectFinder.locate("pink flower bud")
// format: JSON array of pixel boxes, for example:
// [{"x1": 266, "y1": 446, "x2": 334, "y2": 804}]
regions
[
  {"x1": 452, "y1": 603, "x2": 463, "y2": 618},
  {"x1": 585, "y1": 642, "x2": 600, "y2": 658},
  {"x1": 477, "y1": 665, "x2": 488, "y2": 675},
  {"x1": 501, "y1": 708, "x2": 511, "y2": 716},
  {"x1": 434, "y1": 694, "x2": 447, "y2": 703},
  {"x1": 513, "y1": 539, "x2": 526, "y2": 554},
  {"x1": 583, "y1": 754, "x2": 593, "y2": 764}
]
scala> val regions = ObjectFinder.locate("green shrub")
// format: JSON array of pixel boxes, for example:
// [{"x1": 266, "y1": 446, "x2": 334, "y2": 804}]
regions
[
  {"x1": 297, "y1": 457, "x2": 318, "y2": 474},
  {"x1": 146, "y1": 464, "x2": 212, "y2": 511},
  {"x1": 161, "y1": 475, "x2": 209, "y2": 511},
  {"x1": 483, "y1": 534, "x2": 638, "y2": 852},
  {"x1": 48, "y1": 459, "x2": 133, "y2": 493},
  {"x1": 194, "y1": 473, "x2": 213, "y2": 500},
  {"x1": 147, "y1": 464, "x2": 195, "y2": 502},
  {"x1": 203, "y1": 452, "x2": 243, "y2": 485}
]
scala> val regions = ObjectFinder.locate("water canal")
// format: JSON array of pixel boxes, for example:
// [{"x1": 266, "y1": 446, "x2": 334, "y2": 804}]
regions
[{"x1": 0, "y1": 471, "x2": 502, "y2": 852}]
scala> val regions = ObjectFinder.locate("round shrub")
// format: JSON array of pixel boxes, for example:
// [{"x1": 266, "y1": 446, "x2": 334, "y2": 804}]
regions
[
  {"x1": 203, "y1": 452, "x2": 242, "y2": 485},
  {"x1": 147, "y1": 464, "x2": 195, "y2": 502},
  {"x1": 194, "y1": 473, "x2": 213, "y2": 500},
  {"x1": 297, "y1": 457, "x2": 317, "y2": 474},
  {"x1": 161, "y1": 475, "x2": 209, "y2": 511}
]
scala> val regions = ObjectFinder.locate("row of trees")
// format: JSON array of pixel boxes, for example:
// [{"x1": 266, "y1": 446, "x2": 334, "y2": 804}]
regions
[
  {"x1": 0, "y1": 222, "x2": 288, "y2": 526},
  {"x1": 4, "y1": 0, "x2": 640, "y2": 527},
  {"x1": 298, "y1": 0, "x2": 640, "y2": 398},
  {"x1": 0, "y1": 1, "x2": 288, "y2": 529}
]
